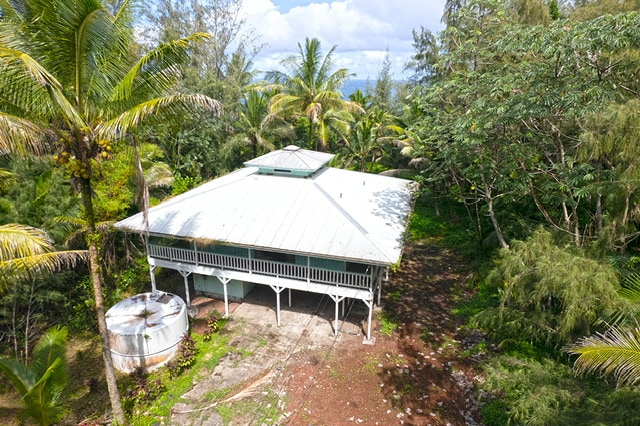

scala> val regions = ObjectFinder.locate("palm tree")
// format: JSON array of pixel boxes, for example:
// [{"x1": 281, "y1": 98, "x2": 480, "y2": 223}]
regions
[
  {"x1": 0, "y1": 325, "x2": 69, "y2": 426},
  {"x1": 265, "y1": 37, "x2": 363, "y2": 151},
  {"x1": 0, "y1": 0, "x2": 220, "y2": 422},
  {"x1": 340, "y1": 110, "x2": 403, "y2": 172},
  {"x1": 229, "y1": 89, "x2": 294, "y2": 158}
]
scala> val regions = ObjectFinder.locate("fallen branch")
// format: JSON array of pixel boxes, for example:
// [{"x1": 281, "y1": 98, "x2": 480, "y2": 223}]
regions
[{"x1": 171, "y1": 370, "x2": 275, "y2": 415}]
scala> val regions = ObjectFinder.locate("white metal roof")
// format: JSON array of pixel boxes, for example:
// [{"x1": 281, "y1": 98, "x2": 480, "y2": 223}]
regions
[{"x1": 114, "y1": 148, "x2": 415, "y2": 265}]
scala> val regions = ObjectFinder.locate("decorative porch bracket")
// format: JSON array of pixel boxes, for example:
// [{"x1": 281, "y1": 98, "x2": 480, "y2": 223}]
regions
[
  {"x1": 149, "y1": 265, "x2": 157, "y2": 293},
  {"x1": 268, "y1": 284, "x2": 287, "y2": 326},
  {"x1": 328, "y1": 294, "x2": 347, "y2": 337},
  {"x1": 219, "y1": 276, "x2": 231, "y2": 318},
  {"x1": 178, "y1": 269, "x2": 192, "y2": 307}
]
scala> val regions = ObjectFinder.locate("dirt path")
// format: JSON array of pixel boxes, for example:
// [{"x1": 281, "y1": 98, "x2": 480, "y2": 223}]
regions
[{"x1": 170, "y1": 240, "x2": 482, "y2": 425}]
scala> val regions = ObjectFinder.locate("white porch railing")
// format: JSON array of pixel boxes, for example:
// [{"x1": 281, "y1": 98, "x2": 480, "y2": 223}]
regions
[{"x1": 148, "y1": 244, "x2": 373, "y2": 290}]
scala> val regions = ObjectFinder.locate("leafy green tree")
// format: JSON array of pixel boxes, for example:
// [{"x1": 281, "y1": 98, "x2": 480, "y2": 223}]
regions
[
  {"x1": 140, "y1": 0, "x2": 261, "y2": 84},
  {"x1": 0, "y1": 0, "x2": 220, "y2": 422},
  {"x1": 404, "y1": 26, "x2": 440, "y2": 86},
  {"x1": 139, "y1": 0, "x2": 261, "y2": 178},
  {"x1": 510, "y1": 0, "x2": 553, "y2": 24},
  {"x1": 409, "y1": 1, "x2": 640, "y2": 248},
  {"x1": 266, "y1": 37, "x2": 363, "y2": 151},
  {"x1": 370, "y1": 50, "x2": 394, "y2": 113},
  {"x1": 0, "y1": 325, "x2": 69, "y2": 426},
  {"x1": 569, "y1": 0, "x2": 640, "y2": 21},
  {"x1": 579, "y1": 100, "x2": 640, "y2": 253}
]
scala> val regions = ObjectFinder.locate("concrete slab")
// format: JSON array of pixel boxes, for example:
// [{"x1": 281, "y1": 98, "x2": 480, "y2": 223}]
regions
[{"x1": 170, "y1": 283, "x2": 372, "y2": 425}]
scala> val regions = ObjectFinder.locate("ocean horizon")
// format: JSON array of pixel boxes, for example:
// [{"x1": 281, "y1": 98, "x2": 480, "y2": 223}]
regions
[{"x1": 341, "y1": 78, "x2": 373, "y2": 98}]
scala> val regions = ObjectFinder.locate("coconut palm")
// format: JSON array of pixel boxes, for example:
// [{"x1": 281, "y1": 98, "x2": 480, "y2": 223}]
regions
[
  {"x1": 0, "y1": 325, "x2": 69, "y2": 426},
  {"x1": 0, "y1": 0, "x2": 220, "y2": 422},
  {"x1": 265, "y1": 37, "x2": 363, "y2": 151},
  {"x1": 228, "y1": 89, "x2": 295, "y2": 158},
  {"x1": 340, "y1": 110, "x2": 403, "y2": 172}
]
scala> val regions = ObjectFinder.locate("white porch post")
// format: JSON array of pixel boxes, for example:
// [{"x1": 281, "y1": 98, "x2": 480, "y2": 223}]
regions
[
  {"x1": 149, "y1": 265, "x2": 157, "y2": 293},
  {"x1": 178, "y1": 270, "x2": 192, "y2": 306},
  {"x1": 269, "y1": 285, "x2": 286, "y2": 326},
  {"x1": 329, "y1": 294, "x2": 346, "y2": 336},
  {"x1": 288, "y1": 288, "x2": 292, "y2": 308},
  {"x1": 363, "y1": 297, "x2": 374, "y2": 341},
  {"x1": 378, "y1": 267, "x2": 388, "y2": 306},
  {"x1": 219, "y1": 277, "x2": 231, "y2": 318}
]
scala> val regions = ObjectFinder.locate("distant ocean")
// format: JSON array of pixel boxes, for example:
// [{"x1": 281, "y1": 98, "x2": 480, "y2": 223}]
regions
[{"x1": 341, "y1": 79, "x2": 371, "y2": 98}]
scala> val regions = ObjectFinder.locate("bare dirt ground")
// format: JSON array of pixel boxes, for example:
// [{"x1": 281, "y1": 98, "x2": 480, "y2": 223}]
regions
[
  {"x1": 275, "y1": 241, "x2": 482, "y2": 426},
  {"x1": 170, "y1": 239, "x2": 482, "y2": 426}
]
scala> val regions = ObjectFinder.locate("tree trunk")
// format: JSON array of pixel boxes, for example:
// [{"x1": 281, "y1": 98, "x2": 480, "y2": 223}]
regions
[
  {"x1": 595, "y1": 156, "x2": 603, "y2": 234},
  {"x1": 482, "y1": 176, "x2": 509, "y2": 249},
  {"x1": 81, "y1": 185, "x2": 126, "y2": 425}
]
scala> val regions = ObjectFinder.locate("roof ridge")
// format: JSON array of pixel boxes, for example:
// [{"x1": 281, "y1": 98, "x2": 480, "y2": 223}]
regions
[{"x1": 310, "y1": 181, "x2": 393, "y2": 263}]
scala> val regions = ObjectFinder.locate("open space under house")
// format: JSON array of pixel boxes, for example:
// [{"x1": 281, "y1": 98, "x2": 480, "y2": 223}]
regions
[{"x1": 114, "y1": 145, "x2": 416, "y2": 341}]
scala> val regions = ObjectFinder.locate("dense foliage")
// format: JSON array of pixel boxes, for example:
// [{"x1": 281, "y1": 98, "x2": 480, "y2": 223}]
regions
[{"x1": 1, "y1": 0, "x2": 640, "y2": 423}]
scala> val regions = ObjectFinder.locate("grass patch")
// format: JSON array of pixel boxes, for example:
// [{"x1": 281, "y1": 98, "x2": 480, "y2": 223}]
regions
[
  {"x1": 218, "y1": 388, "x2": 282, "y2": 424},
  {"x1": 362, "y1": 354, "x2": 381, "y2": 375},
  {"x1": 409, "y1": 191, "x2": 488, "y2": 264},
  {"x1": 123, "y1": 332, "x2": 233, "y2": 425},
  {"x1": 378, "y1": 312, "x2": 399, "y2": 337}
]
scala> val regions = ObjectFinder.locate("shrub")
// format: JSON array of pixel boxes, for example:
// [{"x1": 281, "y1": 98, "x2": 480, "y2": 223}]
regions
[
  {"x1": 121, "y1": 367, "x2": 166, "y2": 413},
  {"x1": 202, "y1": 313, "x2": 220, "y2": 342},
  {"x1": 166, "y1": 332, "x2": 197, "y2": 378}
]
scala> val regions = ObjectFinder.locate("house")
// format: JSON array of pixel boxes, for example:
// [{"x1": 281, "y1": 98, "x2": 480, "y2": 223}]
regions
[{"x1": 113, "y1": 145, "x2": 415, "y2": 341}]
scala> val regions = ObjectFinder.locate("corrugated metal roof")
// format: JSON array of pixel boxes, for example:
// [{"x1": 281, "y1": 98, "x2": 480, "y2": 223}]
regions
[{"x1": 114, "y1": 150, "x2": 415, "y2": 265}]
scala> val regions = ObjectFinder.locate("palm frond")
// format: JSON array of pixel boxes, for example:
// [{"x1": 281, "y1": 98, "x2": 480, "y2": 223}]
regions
[
  {"x1": 619, "y1": 272, "x2": 640, "y2": 303},
  {"x1": 0, "y1": 224, "x2": 53, "y2": 261},
  {"x1": 566, "y1": 326, "x2": 640, "y2": 386},
  {"x1": 0, "y1": 357, "x2": 37, "y2": 396},
  {"x1": 0, "y1": 113, "x2": 50, "y2": 156},
  {"x1": 31, "y1": 326, "x2": 68, "y2": 384},
  {"x1": 96, "y1": 93, "x2": 220, "y2": 139},
  {"x1": 0, "y1": 250, "x2": 88, "y2": 283},
  {"x1": 0, "y1": 168, "x2": 15, "y2": 191},
  {"x1": 0, "y1": 46, "x2": 85, "y2": 129},
  {"x1": 53, "y1": 216, "x2": 86, "y2": 228},
  {"x1": 145, "y1": 163, "x2": 174, "y2": 188},
  {"x1": 0, "y1": 325, "x2": 69, "y2": 426},
  {"x1": 111, "y1": 33, "x2": 211, "y2": 103}
]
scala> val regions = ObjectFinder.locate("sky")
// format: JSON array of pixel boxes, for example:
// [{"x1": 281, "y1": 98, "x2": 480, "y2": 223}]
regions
[{"x1": 239, "y1": 0, "x2": 446, "y2": 81}]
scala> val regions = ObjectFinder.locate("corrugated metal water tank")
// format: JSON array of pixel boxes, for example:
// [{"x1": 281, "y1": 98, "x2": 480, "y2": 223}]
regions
[{"x1": 106, "y1": 292, "x2": 188, "y2": 373}]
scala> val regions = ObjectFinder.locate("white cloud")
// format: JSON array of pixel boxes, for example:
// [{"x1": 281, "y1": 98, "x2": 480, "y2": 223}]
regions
[{"x1": 241, "y1": 0, "x2": 445, "y2": 80}]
